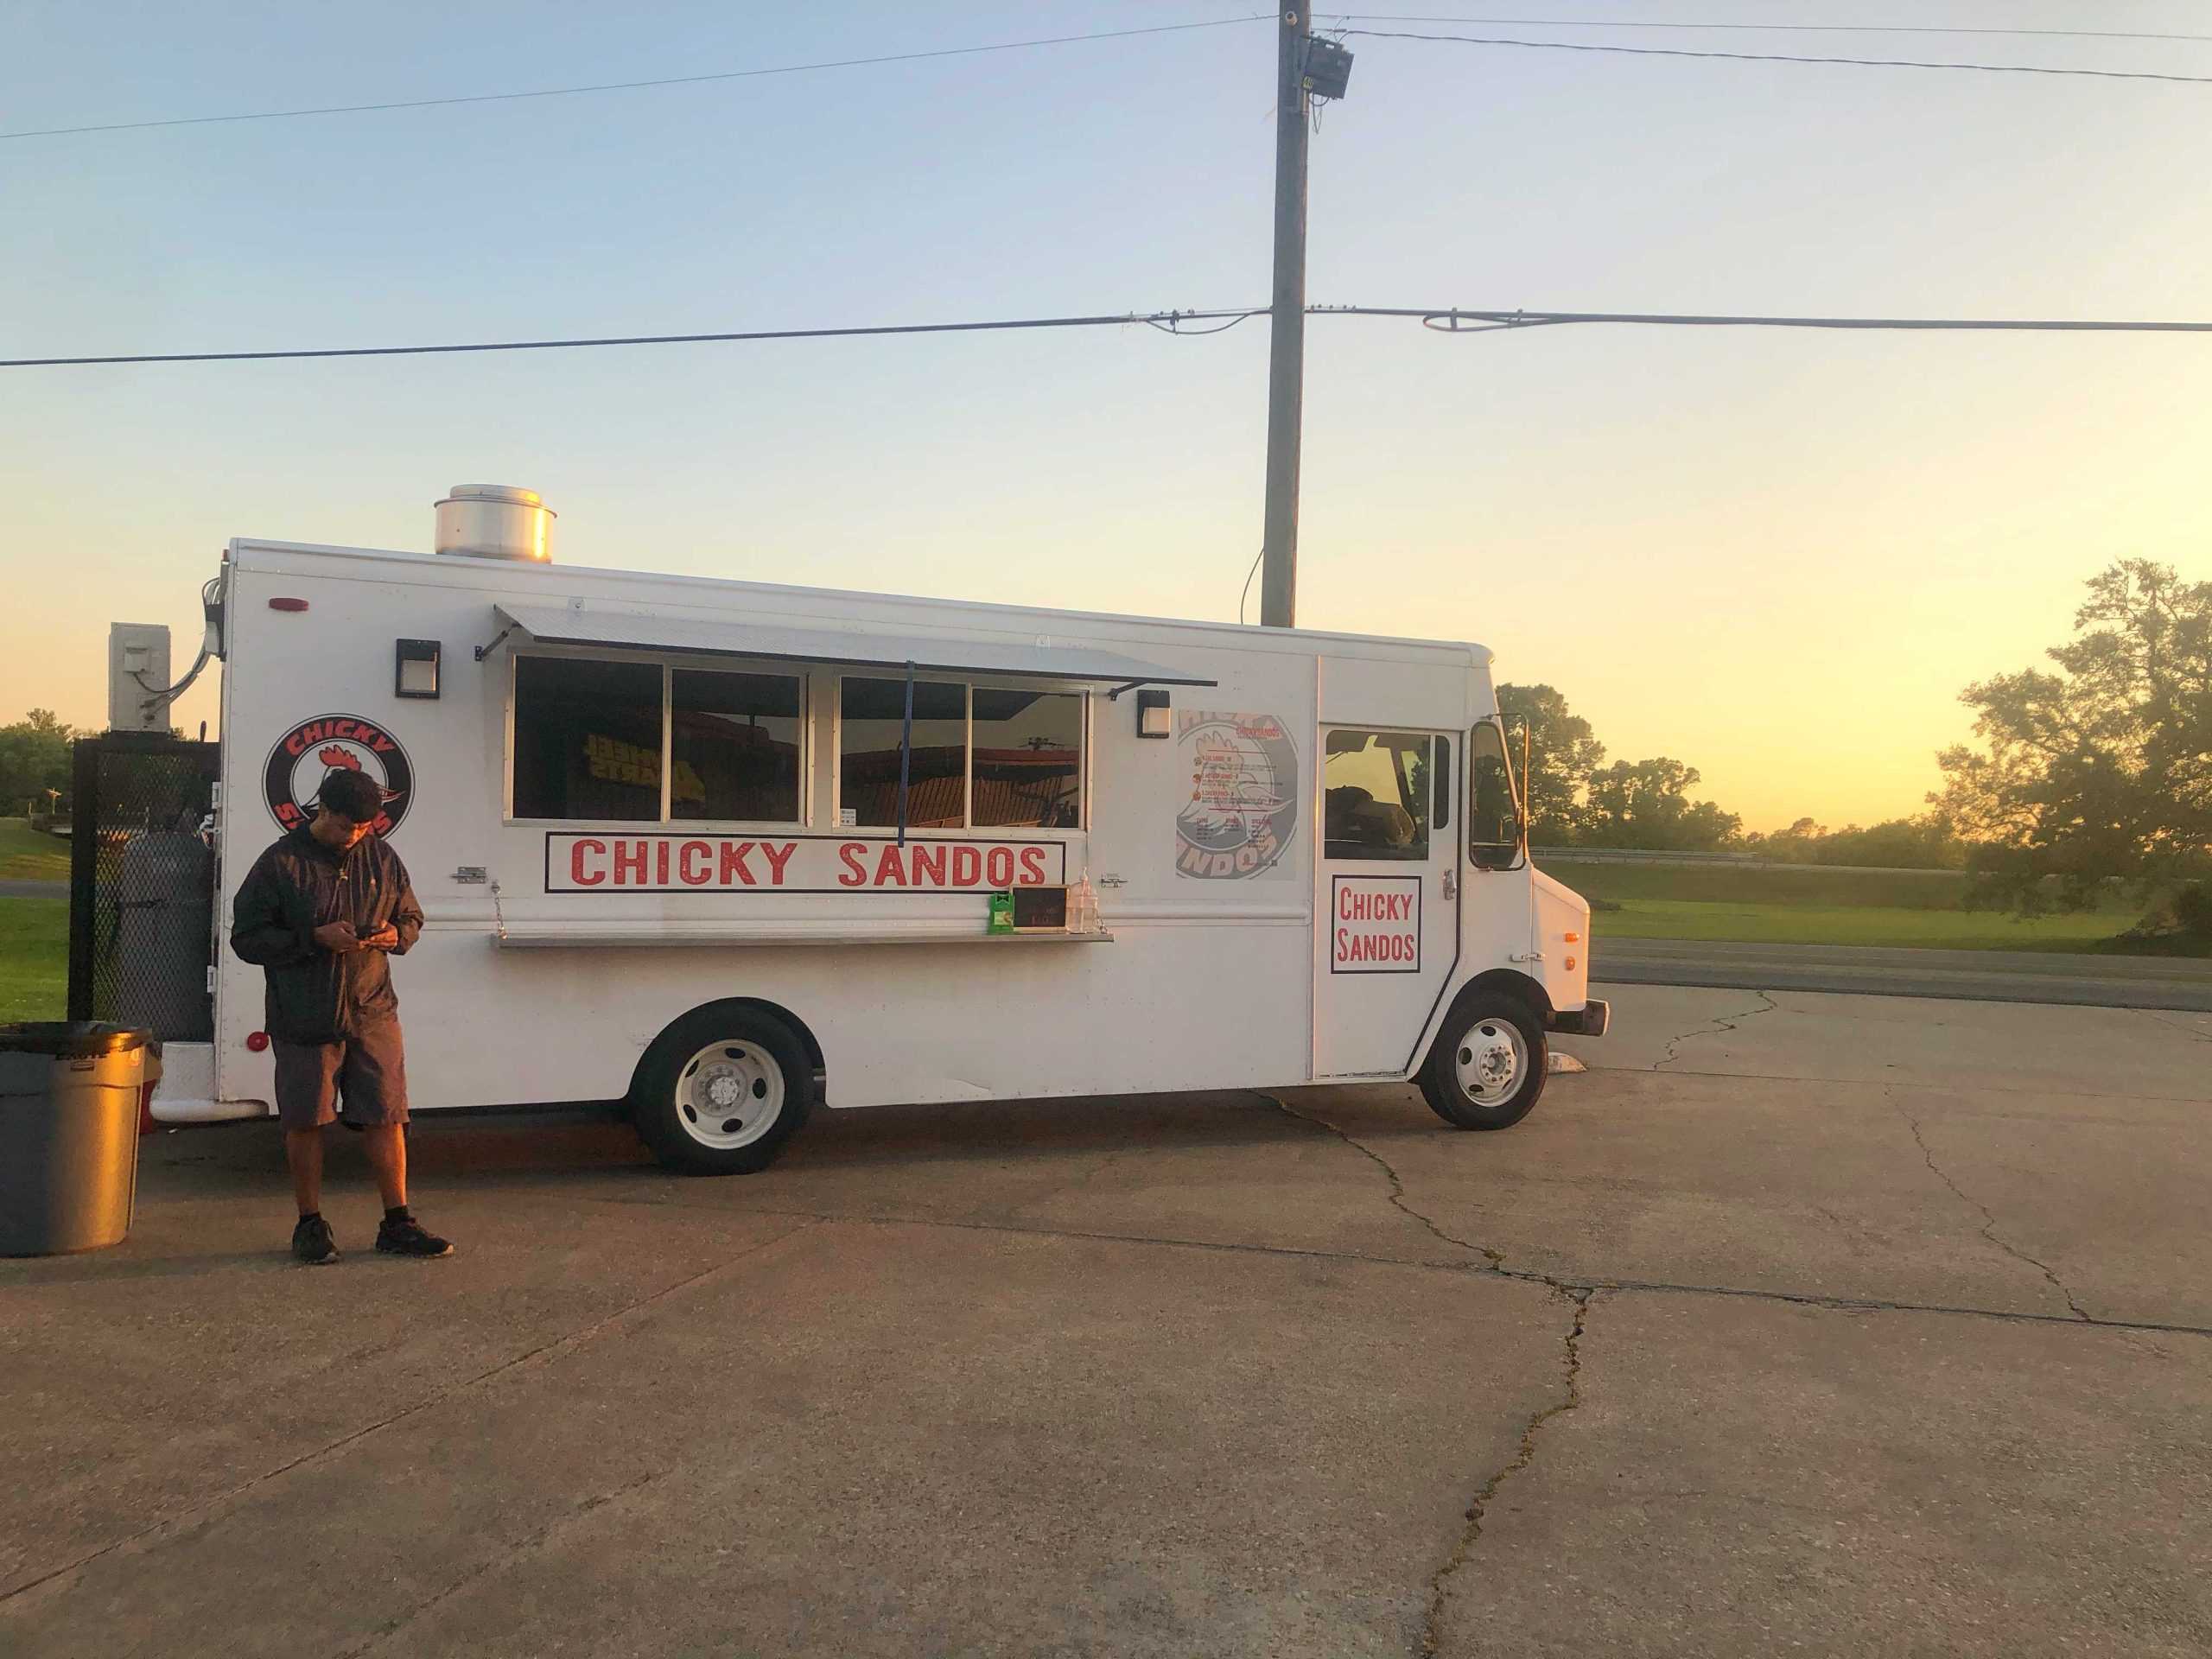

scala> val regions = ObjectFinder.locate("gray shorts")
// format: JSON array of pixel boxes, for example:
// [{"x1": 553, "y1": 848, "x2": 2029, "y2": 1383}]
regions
[{"x1": 272, "y1": 1020, "x2": 410, "y2": 1131}]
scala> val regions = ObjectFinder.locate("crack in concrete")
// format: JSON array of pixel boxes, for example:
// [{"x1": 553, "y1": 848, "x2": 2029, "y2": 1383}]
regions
[
  {"x1": 562, "y1": 1192, "x2": 2212, "y2": 1339},
  {"x1": 330, "y1": 1468, "x2": 669, "y2": 1658},
  {"x1": 2139, "y1": 1008, "x2": 2212, "y2": 1045},
  {"x1": 0, "y1": 1217, "x2": 823, "y2": 1608},
  {"x1": 1654, "y1": 989, "x2": 1780, "y2": 1071},
  {"x1": 1892, "y1": 1091, "x2": 2092, "y2": 1322},
  {"x1": 1492, "y1": 1264, "x2": 2212, "y2": 1335},
  {"x1": 1262, "y1": 1092, "x2": 1505, "y2": 1267},
  {"x1": 1424, "y1": 1287, "x2": 1592, "y2": 1656}
]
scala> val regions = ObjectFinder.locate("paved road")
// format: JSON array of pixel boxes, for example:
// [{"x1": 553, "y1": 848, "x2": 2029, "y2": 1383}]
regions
[
  {"x1": 0, "y1": 880, "x2": 64, "y2": 899},
  {"x1": 1595, "y1": 935, "x2": 2212, "y2": 1011},
  {"x1": 3, "y1": 985, "x2": 2207, "y2": 1656}
]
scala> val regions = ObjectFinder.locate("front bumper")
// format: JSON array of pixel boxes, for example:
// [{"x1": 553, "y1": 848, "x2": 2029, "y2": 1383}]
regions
[{"x1": 1546, "y1": 999, "x2": 1610, "y2": 1039}]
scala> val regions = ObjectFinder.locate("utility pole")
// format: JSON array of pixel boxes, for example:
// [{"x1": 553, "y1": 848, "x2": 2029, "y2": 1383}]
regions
[{"x1": 1257, "y1": 6, "x2": 1310, "y2": 630}]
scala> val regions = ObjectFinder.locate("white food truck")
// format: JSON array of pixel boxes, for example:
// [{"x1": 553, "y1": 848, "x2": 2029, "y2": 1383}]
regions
[{"x1": 114, "y1": 486, "x2": 1606, "y2": 1173}]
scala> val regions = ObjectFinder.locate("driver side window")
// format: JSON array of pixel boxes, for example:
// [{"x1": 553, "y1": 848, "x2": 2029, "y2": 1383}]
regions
[
  {"x1": 1324, "y1": 730, "x2": 1432, "y2": 861},
  {"x1": 1468, "y1": 719, "x2": 1523, "y2": 868}
]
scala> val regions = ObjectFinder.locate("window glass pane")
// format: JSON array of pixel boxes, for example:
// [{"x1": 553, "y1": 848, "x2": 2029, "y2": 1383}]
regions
[
  {"x1": 970, "y1": 689, "x2": 1082, "y2": 828},
  {"x1": 1468, "y1": 720, "x2": 1522, "y2": 857},
  {"x1": 512, "y1": 656, "x2": 664, "y2": 821},
  {"x1": 1323, "y1": 730, "x2": 1431, "y2": 861},
  {"x1": 839, "y1": 677, "x2": 966, "y2": 828},
  {"x1": 1433, "y1": 734, "x2": 1452, "y2": 830},
  {"x1": 671, "y1": 670, "x2": 802, "y2": 822}
]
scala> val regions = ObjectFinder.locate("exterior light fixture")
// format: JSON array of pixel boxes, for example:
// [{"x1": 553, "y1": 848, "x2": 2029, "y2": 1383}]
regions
[
  {"x1": 1137, "y1": 689, "x2": 1171, "y2": 739},
  {"x1": 395, "y1": 638, "x2": 442, "y2": 700}
]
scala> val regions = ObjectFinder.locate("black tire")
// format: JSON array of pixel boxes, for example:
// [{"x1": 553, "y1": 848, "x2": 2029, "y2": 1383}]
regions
[
  {"x1": 1419, "y1": 993, "x2": 1548, "y2": 1131},
  {"x1": 631, "y1": 1004, "x2": 814, "y2": 1174}
]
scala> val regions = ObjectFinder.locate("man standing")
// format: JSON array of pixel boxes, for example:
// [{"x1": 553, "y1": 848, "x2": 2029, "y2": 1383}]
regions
[{"x1": 230, "y1": 767, "x2": 452, "y2": 1263}]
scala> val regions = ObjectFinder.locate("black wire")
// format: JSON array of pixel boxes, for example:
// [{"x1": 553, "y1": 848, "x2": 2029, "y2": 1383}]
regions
[
  {"x1": 1328, "y1": 307, "x2": 2212, "y2": 334},
  {"x1": 1237, "y1": 547, "x2": 1266, "y2": 626},
  {"x1": 1143, "y1": 312, "x2": 1262, "y2": 337},
  {"x1": 0, "y1": 15, "x2": 1269, "y2": 142},
  {"x1": 13, "y1": 304, "x2": 2212, "y2": 372},
  {"x1": 1326, "y1": 15, "x2": 2212, "y2": 48},
  {"x1": 1337, "y1": 27, "x2": 2212, "y2": 86},
  {"x1": 0, "y1": 309, "x2": 1267, "y2": 369}
]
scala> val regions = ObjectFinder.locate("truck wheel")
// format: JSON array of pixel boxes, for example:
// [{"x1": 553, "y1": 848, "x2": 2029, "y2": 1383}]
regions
[
  {"x1": 632, "y1": 1006, "x2": 813, "y2": 1174},
  {"x1": 1420, "y1": 994, "x2": 1548, "y2": 1130}
]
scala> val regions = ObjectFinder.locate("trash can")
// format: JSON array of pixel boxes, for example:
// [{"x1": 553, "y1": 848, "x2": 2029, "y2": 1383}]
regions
[{"x1": 0, "y1": 1023, "x2": 153, "y2": 1255}]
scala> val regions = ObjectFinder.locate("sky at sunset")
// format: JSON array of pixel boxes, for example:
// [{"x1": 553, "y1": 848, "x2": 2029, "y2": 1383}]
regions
[{"x1": 3, "y1": 1, "x2": 2208, "y2": 831}]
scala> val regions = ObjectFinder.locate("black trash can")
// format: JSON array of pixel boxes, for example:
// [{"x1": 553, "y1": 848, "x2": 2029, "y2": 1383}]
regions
[{"x1": 0, "y1": 1023, "x2": 153, "y2": 1255}]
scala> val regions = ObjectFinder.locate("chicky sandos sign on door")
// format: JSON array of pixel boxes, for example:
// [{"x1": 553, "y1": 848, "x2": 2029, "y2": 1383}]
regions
[{"x1": 1332, "y1": 875, "x2": 1422, "y2": 973}]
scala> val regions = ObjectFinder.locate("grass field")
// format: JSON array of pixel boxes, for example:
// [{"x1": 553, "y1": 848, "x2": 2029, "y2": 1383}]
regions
[
  {"x1": 1542, "y1": 857, "x2": 2194, "y2": 953},
  {"x1": 1587, "y1": 898, "x2": 2133, "y2": 951},
  {"x1": 0, "y1": 817, "x2": 70, "y2": 881},
  {"x1": 0, "y1": 897, "x2": 67, "y2": 1021}
]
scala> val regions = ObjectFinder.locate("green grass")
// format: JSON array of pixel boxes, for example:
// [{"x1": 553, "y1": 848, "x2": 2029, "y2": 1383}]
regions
[
  {"x1": 1548, "y1": 858, "x2": 2133, "y2": 915},
  {"x1": 0, "y1": 897, "x2": 67, "y2": 1021},
  {"x1": 1591, "y1": 898, "x2": 2135, "y2": 952},
  {"x1": 1541, "y1": 855, "x2": 2208, "y2": 954},
  {"x1": 0, "y1": 817, "x2": 71, "y2": 881}
]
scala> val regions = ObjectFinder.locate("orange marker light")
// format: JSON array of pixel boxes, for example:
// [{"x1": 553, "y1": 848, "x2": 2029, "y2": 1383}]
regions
[
  {"x1": 1566, "y1": 956, "x2": 1577, "y2": 971},
  {"x1": 1564, "y1": 931, "x2": 1580, "y2": 943}
]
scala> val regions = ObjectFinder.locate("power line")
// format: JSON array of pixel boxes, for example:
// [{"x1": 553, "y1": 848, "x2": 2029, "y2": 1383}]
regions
[
  {"x1": 1325, "y1": 306, "x2": 2212, "y2": 334},
  {"x1": 1327, "y1": 15, "x2": 2212, "y2": 48},
  {"x1": 0, "y1": 15, "x2": 1267, "y2": 143},
  {"x1": 9, "y1": 304, "x2": 2212, "y2": 372},
  {"x1": 1336, "y1": 27, "x2": 2212, "y2": 85},
  {"x1": 0, "y1": 310, "x2": 1268, "y2": 369}
]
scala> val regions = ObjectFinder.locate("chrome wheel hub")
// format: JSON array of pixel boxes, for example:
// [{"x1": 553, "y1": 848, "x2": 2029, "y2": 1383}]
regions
[{"x1": 1453, "y1": 1020, "x2": 1527, "y2": 1107}]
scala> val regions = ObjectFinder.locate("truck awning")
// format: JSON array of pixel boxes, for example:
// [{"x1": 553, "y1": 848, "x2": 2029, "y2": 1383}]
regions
[{"x1": 480, "y1": 601, "x2": 1217, "y2": 690}]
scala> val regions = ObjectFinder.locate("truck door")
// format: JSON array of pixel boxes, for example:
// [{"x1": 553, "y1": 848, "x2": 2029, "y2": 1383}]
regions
[{"x1": 1313, "y1": 726, "x2": 1458, "y2": 1077}]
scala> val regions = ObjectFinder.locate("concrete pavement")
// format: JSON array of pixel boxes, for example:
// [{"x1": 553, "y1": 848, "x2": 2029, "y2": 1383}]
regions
[
  {"x1": 1594, "y1": 936, "x2": 2212, "y2": 1010},
  {"x1": 2, "y1": 986, "x2": 2206, "y2": 1656}
]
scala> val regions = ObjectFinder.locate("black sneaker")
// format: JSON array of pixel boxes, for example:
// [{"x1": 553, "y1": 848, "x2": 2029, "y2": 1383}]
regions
[
  {"x1": 291, "y1": 1215, "x2": 340, "y2": 1265},
  {"x1": 375, "y1": 1215, "x2": 454, "y2": 1259}
]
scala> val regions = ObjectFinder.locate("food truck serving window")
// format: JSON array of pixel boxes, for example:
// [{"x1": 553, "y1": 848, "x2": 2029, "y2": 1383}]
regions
[
  {"x1": 838, "y1": 677, "x2": 1084, "y2": 831},
  {"x1": 512, "y1": 655, "x2": 804, "y2": 823},
  {"x1": 671, "y1": 669, "x2": 802, "y2": 822}
]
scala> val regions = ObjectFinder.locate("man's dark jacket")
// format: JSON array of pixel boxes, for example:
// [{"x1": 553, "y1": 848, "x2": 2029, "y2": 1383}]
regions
[{"x1": 229, "y1": 827, "x2": 424, "y2": 1044}]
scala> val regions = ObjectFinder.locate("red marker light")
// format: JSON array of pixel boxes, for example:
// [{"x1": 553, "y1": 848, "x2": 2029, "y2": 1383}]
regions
[
  {"x1": 268, "y1": 597, "x2": 309, "y2": 613},
  {"x1": 245, "y1": 1030, "x2": 270, "y2": 1052}
]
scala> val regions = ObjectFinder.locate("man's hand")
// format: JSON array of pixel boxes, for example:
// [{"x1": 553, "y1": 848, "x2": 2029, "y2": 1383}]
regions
[
  {"x1": 359, "y1": 923, "x2": 400, "y2": 951},
  {"x1": 313, "y1": 922, "x2": 361, "y2": 954}
]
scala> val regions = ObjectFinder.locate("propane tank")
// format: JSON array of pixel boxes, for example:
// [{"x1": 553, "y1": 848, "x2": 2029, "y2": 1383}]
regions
[{"x1": 115, "y1": 825, "x2": 215, "y2": 1041}]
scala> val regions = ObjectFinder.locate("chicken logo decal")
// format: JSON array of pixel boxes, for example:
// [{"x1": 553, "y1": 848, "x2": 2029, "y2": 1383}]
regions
[
  {"x1": 262, "y1": 715, "x2": 416, "y2": 836},
  {"x1": 1174, "y1": 711, "x2": 1299, "y2": 880}
]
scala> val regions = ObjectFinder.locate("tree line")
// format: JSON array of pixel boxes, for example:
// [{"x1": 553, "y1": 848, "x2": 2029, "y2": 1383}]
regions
[
  {"x1": 1496, "y1": 683, "x2": 1971, "y2": 867},
  {"x1": 0, "y1": 709, "x2": 75, "y2": 818},
  {"x1": 1503, "y1": 557, "x2": 2209, "y2": 921}
]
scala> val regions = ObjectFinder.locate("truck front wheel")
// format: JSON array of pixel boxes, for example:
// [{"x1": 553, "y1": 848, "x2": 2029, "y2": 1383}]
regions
[
  {"x1": 632, "y1": 1006, "x2": 814, "y2": 1174},
  {"x1": 1420, "y1": 994, "x2": 1548, "y2": 1130}
]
